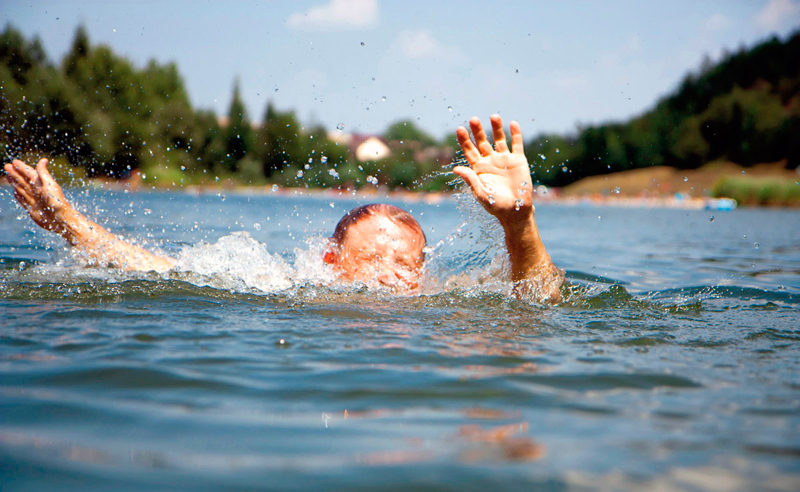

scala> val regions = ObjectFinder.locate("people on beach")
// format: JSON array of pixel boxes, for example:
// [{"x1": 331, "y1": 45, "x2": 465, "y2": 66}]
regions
[{"x1": 4, "y1": 115, "x2": 563, "y2": 301}]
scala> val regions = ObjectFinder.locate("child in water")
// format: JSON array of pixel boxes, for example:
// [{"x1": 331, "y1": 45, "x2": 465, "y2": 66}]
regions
[{"x1": 4, "y1": 115, "x2": 563, "y2": 302}]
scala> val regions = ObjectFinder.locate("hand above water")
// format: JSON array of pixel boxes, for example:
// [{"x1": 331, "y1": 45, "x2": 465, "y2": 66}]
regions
[
  {"x1": 453, "y1": 115, "x2": 562, "y2": 303},
  {"x1": 454, "y1": 115, "x2": 534, "y2": 227},
  {"x1": 4, "y1": 157, "x2": 175, "y2": 272},
  {"x1": 4, "y1": 158, "x2": 75, "y2": 236}
]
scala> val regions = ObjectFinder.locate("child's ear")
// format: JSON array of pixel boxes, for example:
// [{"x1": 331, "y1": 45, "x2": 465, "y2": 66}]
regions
[{"x1": 323, "y1": 241, "x2": 338, "y2": 265}]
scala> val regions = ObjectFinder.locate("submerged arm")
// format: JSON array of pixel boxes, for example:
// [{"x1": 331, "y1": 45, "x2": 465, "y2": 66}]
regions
[
  {"x1": 453, "y1": 115, "x2": 563, "y2": 302},
  {"x1": 4, "y1": 158, "x2": 175, "y2": 272}
]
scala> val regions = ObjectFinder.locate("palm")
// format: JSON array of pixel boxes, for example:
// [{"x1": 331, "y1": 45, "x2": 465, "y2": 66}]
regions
[
  {"x1": 470, "y1": 152, "x2": 532, "y2": 213},
  {"x1": 454, "y1": 116, "x2": 533, "y2": 218},
  {"x1": 4, "y1": 159, "x2": 70, "y2": 232}
]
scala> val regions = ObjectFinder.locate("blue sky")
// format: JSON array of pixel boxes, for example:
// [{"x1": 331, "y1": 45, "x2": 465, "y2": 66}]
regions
[{"x1": 2, "y1": 0, "x2": 799, "y2": 140}]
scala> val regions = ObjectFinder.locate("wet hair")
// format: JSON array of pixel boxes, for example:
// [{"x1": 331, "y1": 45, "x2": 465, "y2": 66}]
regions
[{"x1": 331, "y1": 203, "x2": 427, "y2": 255}]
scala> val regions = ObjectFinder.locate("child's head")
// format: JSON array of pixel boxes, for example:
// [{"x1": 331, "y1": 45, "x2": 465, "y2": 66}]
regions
[{"x1": 324, "y1": 204, "x2": 427, "y2": 291}]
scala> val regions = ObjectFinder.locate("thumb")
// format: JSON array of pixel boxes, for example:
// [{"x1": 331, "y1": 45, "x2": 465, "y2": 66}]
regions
[
  {"x1": 36, "y1": 158, "x2": 56, "y2": 186},
  {"x1": 453, "y1": 165, "x2": 487, "y2": 201}
]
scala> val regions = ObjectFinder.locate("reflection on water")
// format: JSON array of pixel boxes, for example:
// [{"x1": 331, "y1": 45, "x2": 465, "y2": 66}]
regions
[{"x1": 1, "y1": 189, "x2": 799, "y2": 491}]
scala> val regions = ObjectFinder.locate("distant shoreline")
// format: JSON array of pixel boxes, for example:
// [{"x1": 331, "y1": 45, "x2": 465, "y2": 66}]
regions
[{"x1": 4, "y1": 160, "x2": 797, "y2": 208}]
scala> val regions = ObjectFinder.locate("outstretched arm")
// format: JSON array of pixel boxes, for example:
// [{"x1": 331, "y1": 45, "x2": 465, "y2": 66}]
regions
[
  {"x1": 4, "y1": 158, "x2": 175, "y2": 272},
  {"x1": 453, "y1": 115, "x2": 563, "y2": 302}
]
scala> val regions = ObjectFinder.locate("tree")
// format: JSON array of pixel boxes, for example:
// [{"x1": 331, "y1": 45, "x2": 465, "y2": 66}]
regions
[
  {"x1": 64, "y1": 25, "x2": 90, "y2": 79},
  {"x1": 222, "y1": 79, "x2": 253, "y2": 172},
  {"x1": 259, "y1": 102, "x2": 302, "y2": 177},
  {"x1": 384, "y1": 119, "x2": 437, "y2": 147}
]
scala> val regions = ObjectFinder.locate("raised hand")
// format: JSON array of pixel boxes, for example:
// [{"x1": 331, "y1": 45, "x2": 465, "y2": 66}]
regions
[
  {"x1": 453, "y1": 115, "x2": 562, "y2": 302},
  {"x1": 4, "y1": 158, "x2": 74, "y2": 235},
  {"x1": 453, "y1": 115, "x2": 533, "y2": 225},
  {"x1": 4, "y1": 157, "x2": 175, "y2": 272}
]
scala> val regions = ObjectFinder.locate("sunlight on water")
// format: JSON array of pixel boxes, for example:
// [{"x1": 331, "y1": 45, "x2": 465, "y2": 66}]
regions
[{"x1": 1, "y1": 189, "x2": 799, "y2": 492}]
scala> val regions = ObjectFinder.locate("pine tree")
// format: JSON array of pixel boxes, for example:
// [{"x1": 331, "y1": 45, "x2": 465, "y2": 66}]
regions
[
  {"x1": 64, "y1": 25, "x2": 89, "y2": 78},
  {"x1": 223, "y1": 79, "x2": 252, "y2": 172}
]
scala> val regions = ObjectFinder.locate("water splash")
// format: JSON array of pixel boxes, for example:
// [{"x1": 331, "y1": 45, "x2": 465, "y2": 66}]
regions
[{"x1": 175, "y1": 232, "x2": 337, "y2": 294}]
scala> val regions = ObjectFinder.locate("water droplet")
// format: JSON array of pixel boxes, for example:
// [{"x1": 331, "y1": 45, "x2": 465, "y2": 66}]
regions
[
  {"x1": 296, "y1": 170, "x2": 304, "y2": 178},
  {"x1": 555, "y1": 148, "x2": 560, "y2": 154},
  {"x1": 514, "y1": 198, "x2": 524, "y2": 210},
  {"x1": 367, "y1": 175, "x2": 378, "y2": 185},
  {"x1": 515, "y1": 68, "x2": 519, "y2": 73},
  {"x1": 753, "y1": 242, "x2": 759, "y2": 250},
  {"x1": 328, "y1": 168, "x2": 340, "y2": 179},
  {"x1": 321, "y1": 156, "x2": 328, "y2": 164},
  {"x1": 220, "y1": 194, "x2": 226, "y2": 202},
  {"x1": 742, "y1": 171, "x2": 746, "y2": 175},
  {"x1": 562, "y1": 166, "x2": 568, "y2": 172},
  {"x1": 381, "y1": 96, "x2": 386, "y2": 102},
  {"x1": 612, "y1": 187, "x2": 621, "y2": 194},
  {"x1": 304, "y1": 164, "x2": 310, "y2": 170},
  {"x1": 329, "y1": 202, "x2": 335, "y2": 208},
  {"x1": 520, "y1": 181, "x2": 528, "y2": 189},
  {"x1": 271, "y1": 184, "x2": 278, "y2": 193},
  {"x1": 336, "y1": 123, "x2": 345, "y2": 132},
  {"x1": 684, "y1": 176, "x2": 689, "y2": 182},
  {"x1": 487, "y1": 195, "x2": 496, "y2": 205},
  {"x1": 447, "y1": 106, "x2": 453, "y2": 112},
  {"x1": 538, "y1": 154, "x2": 546, "y2": 161},
  {"x1": 253, "y1": 222, "x2": 261, "y2": 231},
  {"x1": 708, "y1": 215, "x2": 714, "y2": 222},
  {"x1": 360, "y1": 41, "x2": 365, "y2": 46}
]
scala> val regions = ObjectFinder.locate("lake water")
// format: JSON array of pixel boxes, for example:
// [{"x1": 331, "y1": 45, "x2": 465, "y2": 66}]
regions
[{"x1": 1, "y1": 187, "x2": 799, "y2": 491}]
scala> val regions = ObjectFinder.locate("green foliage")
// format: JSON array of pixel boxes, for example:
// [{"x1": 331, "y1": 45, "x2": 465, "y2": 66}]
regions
[
  {"x1": 3, "y1": 23, "x2": 797, "y2": 192},
  {"x1": 223, "y1": 79, "x2": 252, "y2": 172},
  {"x1": 1, "y1": 24, "x2": 223, "y2": 180},
  {"x1": 528, "y1": 30, "x2": 800, "y2": 187},
  {"x1": 384, "y1": 119, "x2": 437, "y2": 147},
  {"x1": 259, "y1": 102, "x2": 302, "y2": 177},
  {"x1": 712, "y1": 176, "x2": 800, "y2": 206}
]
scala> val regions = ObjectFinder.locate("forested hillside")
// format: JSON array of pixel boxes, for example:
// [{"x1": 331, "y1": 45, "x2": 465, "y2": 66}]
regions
[
  {"x1": 2, "y1": 24, "x2": 798, "y2": 190},
  {"x1": 527, "y1": 30, "x2": 800, "y2": 186}
]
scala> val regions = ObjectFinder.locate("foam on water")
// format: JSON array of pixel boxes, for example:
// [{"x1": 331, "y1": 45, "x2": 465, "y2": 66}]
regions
[{"x1": 176, "y1": 231, "x2": 297, "y2": 293}]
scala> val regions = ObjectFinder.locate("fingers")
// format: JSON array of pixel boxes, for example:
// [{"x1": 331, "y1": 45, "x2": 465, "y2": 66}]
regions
[
  {"x1": 456, "y1": 126, "x2": 481, "y2": 165},
  {"x1": 510, "y1": 120, "x2": 525, "y2": 154},
  {"x1": 490, "y1": 115, "x2": 509, "y2": 153},
  {"x1": 12, "y1": 187, "x2": 34, "y2": 210},
  {"x1": 11, "y1": 159, "x2": 38, "y2": 184},
  {"x1": 36, "y1": 158, "x2": 55, "y2": 187},
  {"x1": 469, "y1": 117, "x2": 493, "y2": 157},
  {"x1": 453, "y1": 165, "x2": 487, "y2": 202},
  {"x1": 5, "y1": 162, "x2": 33, "y2": 195}
]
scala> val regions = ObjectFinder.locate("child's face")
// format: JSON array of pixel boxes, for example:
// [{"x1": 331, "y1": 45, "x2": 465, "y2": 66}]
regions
[{"x1": 326, "y1": 214, "x2": 425, "y2": 291}]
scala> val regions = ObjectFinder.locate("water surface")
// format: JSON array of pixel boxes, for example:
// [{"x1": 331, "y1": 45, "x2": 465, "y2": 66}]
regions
[{"x1": 1, "y1": 188, "x2": 799, "y2": 491}]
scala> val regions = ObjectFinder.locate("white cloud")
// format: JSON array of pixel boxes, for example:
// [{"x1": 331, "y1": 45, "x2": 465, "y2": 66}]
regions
[
  {"x1": 287, "y1": 0, "x2": 379, "y2": 31},
  {"x1": 755, "y1": 0, "x2": 800, "y2": 31},
  {"x1": 398, "y1": 30, "x2": 463, "y2": 60},
  {"x1": 704, "y1": 13, "x2": 732, "y2": 32}
]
